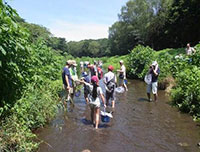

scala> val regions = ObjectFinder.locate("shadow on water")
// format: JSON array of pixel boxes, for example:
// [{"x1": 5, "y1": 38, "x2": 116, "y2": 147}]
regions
[
  {"x1": 37, "y1": 79, "x2": 200, "y2": 152},
  {"x1": 81, "y1": 118, "x2": 92, "y2": 125},
  {"x1": 138, "y1": 97, "x2": 150, "y2": 102}
]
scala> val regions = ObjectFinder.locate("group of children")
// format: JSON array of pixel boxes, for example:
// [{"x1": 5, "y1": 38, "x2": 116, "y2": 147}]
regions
[{"x1": 62, "y1": 60, "x2": 128, "y2": 129}]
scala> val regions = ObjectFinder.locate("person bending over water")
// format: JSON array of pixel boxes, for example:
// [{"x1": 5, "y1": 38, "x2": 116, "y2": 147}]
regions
[{"x1": 79, "y1": 76, "x2": 106, "y2": 129}]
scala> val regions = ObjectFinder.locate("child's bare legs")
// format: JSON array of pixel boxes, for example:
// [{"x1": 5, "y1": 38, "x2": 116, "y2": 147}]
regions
[
  {"x1": 94, "y1": 107, "x2": 100, "y2": 129},
  {"x1": 111, "y1": 100, "x2": 115, "y2": 108}
]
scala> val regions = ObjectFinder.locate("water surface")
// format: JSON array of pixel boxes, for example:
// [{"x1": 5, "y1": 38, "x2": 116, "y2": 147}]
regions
[{"x1": 37, "y1": 80, "x2": 200, "y2": 152}]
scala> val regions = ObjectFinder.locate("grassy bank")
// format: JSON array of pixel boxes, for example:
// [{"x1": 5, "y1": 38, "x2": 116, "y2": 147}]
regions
[{"x1": 0, "y1": 80, "x2": 62, "y2": 151}]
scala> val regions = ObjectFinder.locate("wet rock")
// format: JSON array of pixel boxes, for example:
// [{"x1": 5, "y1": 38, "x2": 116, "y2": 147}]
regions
[
  {"x1": 178, "y1": 142, "x2": 189, "y2": 147},
  {"x1": 197, "y1": 142, "x2": 200, "y2": 147}
]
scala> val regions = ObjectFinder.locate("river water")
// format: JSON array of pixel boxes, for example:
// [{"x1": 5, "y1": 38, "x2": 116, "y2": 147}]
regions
[{"x1": 37, "y1": 80, "x2": 200, "y2": 152}]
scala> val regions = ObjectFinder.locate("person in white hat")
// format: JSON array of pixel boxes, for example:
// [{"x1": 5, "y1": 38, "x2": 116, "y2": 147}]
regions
[
  {"x1": 146, "y1": 61, "x2": 160, "y2": 102},
  {"x1": 117, "y1": 60, "x2": 128, "y2": 91}
]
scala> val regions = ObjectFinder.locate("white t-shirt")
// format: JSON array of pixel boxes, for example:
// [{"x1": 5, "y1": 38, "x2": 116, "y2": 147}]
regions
[
  {"x1": 85, "y1": 83, "x2": 103, "y2": 107},
  {"x1": 120, "y1": 65, "x2": 126, "y2": 79},
  {"x1": 186, "y1": 47, "x2": 195, "y2": 55},
  {"x1": 104, "y1": 71, "x2": 116, "y2": 91},
  {"x1": 104, "y1": 71, "x2": 115, "y2": 83}
]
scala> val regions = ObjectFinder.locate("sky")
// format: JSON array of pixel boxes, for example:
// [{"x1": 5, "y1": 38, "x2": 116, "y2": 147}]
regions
[{"x1": 7, "y1": 0, "x2": 128, "y2": 41}]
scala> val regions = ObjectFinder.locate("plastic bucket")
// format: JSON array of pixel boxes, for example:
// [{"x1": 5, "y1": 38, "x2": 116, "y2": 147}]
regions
[
  {"x1": 101, "y1": 115, "x2": 110, "y2": 123},
  {"x1": 115, "y1": 86, "x2": 125, "y2": 94}
]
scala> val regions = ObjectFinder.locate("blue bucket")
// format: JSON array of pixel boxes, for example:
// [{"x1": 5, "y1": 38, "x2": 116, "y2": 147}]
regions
[{"x1": 101, "y1": 115, "x2": 110, "y2": 123}]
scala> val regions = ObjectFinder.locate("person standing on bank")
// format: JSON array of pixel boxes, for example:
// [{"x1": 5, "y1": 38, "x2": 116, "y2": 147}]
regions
[
  {"x1": 186, "y1": 43, "x2": 196, "y2": 55},
  {"x1": 147, "y1": 61, "x2": 160, "y2": 102},
  {"x1": 62, "y1": 60, "x2": 73, "y2": 105},
  {"x1": 104, "y1": 65, "x2": 117, "y2": 108},
  {"x1": 117, "y1": 60, "x2": 128, "y2": 91}
]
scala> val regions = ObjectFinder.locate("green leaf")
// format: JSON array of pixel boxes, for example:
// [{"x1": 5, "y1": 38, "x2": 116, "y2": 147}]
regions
[{"x1": 0, "y1": 46, "x2": 6, "y2": 55}]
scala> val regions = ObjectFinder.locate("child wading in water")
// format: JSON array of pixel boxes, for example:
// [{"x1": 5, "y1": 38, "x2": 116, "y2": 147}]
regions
[{"x1": 79, "y1": 76, "x2": 106, "y2": 129}]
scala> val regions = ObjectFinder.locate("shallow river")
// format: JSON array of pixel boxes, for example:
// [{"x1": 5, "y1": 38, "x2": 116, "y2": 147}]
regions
[{"x1": 37, "y1": 80, "x2": 200, "y2": 152}]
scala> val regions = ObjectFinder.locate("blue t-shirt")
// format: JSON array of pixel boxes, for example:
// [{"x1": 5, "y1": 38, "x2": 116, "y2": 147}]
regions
[
  {"x1": 151, "y1": 67, "x2": 160, "y2": 82},
  {"x1": 62, "y1": 67, "x2": 72, "y2": 87}
]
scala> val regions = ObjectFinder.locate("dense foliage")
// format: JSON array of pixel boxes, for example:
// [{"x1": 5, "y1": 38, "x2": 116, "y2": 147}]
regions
[
  {"x1": 128, "y1": 45, "x2": 155, "y2": 79},
  {"x1": 0, "y1": 1, "x2": 69, "y2": 151},
  {"x1": 67, "y1": 38, "x2": 110, "y2": 57},
  {"x1": 0, "y1": 0, "x2": 31, "y2": 107},
  {"x1": 171, "y1": 66, "x2": 200, "y2": 119},
  {"x1": 109, "y1": 0, "x2": 200, "y2": 54},
  {"x1": 18, "y1": 20, "x2": 69, "y2": 55}
]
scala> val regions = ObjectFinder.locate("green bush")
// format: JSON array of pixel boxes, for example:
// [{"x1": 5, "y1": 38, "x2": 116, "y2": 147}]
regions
[
  {"x1": 127, "y1": 45, "x2": 155, "y2": 79},
  {"x1": 171, "y1": 66, "x2": 200, "y2": 119},
  {"x1": 0, "y1": 80, "x2": 61, "y2": 151},
  {"x1": 0, "y1": 1, "x2": 31, "y2": 104}
]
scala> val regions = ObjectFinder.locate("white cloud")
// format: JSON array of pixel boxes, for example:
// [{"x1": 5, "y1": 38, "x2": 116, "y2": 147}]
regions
[{"x1": 48, "y1": 20, "x2": 109, "y2": 41}]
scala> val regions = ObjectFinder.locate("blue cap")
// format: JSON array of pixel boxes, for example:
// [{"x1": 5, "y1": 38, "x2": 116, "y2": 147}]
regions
[{"x1": 82, "y1": 72, "x2": 88, "y2": 77}]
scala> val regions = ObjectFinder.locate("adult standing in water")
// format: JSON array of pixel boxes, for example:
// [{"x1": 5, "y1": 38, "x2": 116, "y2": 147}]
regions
[
  {"x1": 79, "y1": 76, "x2": 106, "y2": 129},
  {"x1": 117, "y1": 60, "x2": 128, "y2": 91},
  {"x1": 62, "y1": 60, "x2": 73, "y2": 105},
  {"x1": 88, "y1": 61, "x2": 98, "y2": 77},
  {"x1": 104, "y1": 65, "x2": 117, "y2": 108},
  {"x1": 69, "y1": 60, "x2": 78, "y2": 100},
  {"x1": 146, "y1": 61, "x2": 160, "y2": 102},
  {"x1": 82, "y1": 72, "x2": 90, "y2": 104}
]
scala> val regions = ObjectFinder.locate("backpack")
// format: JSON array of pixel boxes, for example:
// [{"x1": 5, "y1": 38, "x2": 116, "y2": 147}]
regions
[
  {"x1": 97, "y1": 67, "x2": 103, "y2": 80},
  {"x1": 106, "y1": 76, "x2": 116, "y2": 92}
]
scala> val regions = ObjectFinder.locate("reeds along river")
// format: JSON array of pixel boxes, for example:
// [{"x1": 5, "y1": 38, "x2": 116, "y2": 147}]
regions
[{"x1": 36, "y1": 79, "x2": 200, "y2": 152}]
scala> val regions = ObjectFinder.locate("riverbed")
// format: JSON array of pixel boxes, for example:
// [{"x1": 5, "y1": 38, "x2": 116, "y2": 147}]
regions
[{"x1": 37, "y1": 79, "x2": 200, "y2": 152}]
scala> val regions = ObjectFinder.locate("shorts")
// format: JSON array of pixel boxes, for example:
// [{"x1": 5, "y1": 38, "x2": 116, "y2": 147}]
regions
[
  {"x1": 147, "y1": 82, "x2": 158, "y2": 94},
  {"x1": 89, "y1": 98, "x2": 100, "y2": 108},
  {"x1": 106, "y1": 90, "x2": 115, "y2": 101}
]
